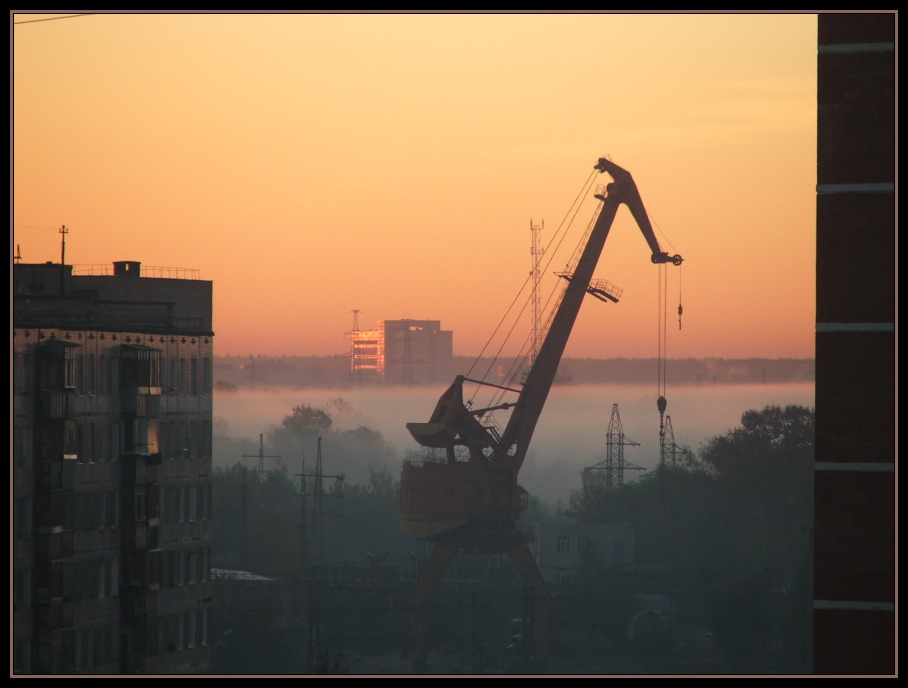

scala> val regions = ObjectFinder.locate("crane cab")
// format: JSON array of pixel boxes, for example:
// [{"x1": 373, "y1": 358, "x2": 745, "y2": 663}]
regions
[{"x1": 399, "y1": 456, "x2": 528, "y2": 540}]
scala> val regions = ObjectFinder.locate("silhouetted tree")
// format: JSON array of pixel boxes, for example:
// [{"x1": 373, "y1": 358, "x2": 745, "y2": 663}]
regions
[{"x1": 281, "y1": 404, "x2": 334, "y2": 436}]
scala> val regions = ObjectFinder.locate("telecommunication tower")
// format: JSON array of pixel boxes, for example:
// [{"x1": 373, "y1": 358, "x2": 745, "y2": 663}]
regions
[{"x1": 529, "y1": 219, "x2": 544, "y2": 365}]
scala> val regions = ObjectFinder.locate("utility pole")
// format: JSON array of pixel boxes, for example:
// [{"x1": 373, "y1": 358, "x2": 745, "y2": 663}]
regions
[
  {"x1": 59, "y1": 225, "x2": 68, "y2": 264},
  {"x1": 295, "y1": 446, "x2": 321, "y2": 673},
  {"x1": 296, "y1": 437, "x2": 344, "y2": 673},
  {"x1": 239, "y1": 435, "x2": 281, "y2": 571},
  {"x1": 241, "y1": 466, "x2": 248, "y2": 570},
  {"x1": 242, "y1": 434, "x2": 281, "y2": 483}
]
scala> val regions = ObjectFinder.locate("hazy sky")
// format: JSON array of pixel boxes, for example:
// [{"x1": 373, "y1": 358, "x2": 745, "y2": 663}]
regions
[{"x1": 12, "y1": 12, "x2": 818, "y2": 360}]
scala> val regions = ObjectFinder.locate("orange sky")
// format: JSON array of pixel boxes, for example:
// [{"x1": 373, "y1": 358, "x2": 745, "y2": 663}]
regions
[{"x1": 12, "y1": 12, "x2": 818, "y2": 360}]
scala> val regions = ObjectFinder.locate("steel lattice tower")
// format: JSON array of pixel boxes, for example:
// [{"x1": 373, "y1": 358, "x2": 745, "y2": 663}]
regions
[
  {"x1": 530, "y1": 219, "x2": 544, "y2": 365},
  {"x1": 583, "y1": 403, "x2": 644, "y2": 489},
  {"x1": 660, "y1": 415, "x2": 693, "y2": 469}
]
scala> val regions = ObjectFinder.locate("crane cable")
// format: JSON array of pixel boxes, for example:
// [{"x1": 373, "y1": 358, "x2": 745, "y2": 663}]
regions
[
  {"x1": 678, "y1": 266, "x2": 683, "y2": 331},
  {"x1": 657, "y1": 262, "x2": 684, "y2": 471},
  {"x1": 657, "y1": 264, "x2": 668, "y2": 469}
]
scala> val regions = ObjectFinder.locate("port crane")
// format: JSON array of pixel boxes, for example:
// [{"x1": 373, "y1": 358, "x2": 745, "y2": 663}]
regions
[{"x1": 401, "y1": 157, "x2": 683, "y2": 668}]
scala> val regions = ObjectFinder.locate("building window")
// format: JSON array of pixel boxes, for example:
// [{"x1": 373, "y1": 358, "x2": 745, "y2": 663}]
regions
[
  {"x1": 175, "y1": 613, "x2": 184, "y2": 650},
  {"x1": 189, "y1": 420, "x2": 198, "y2": 458},
  {"x1": 556, "y1": 536, "x2": 571, "y2": 553},
  {"x1": 168, "y1": 357, "x2": 178, "y2": 394},
  {"x1": 95, "y1": 623, "x2": 117, "y2": 665},
  {"x1": 160, "y1": 486, "x2": 170, "y2": 524},
  {"x1": 189, "y1": 484, "x2": 198, "y2": 521},
  {"x1": 80, "y1": 353, "x2": 95, "y2": 395},
  {"x1": 98, "y1": 560, "x2": 107, "y2": 599},
  {"x1": 197, "y1": 609, "x2": 208, "y2": 647},
  {"x1": 171, "y1": 486, "x2": 180, "y2": 524},
  {"x1": 13, "y1": 569, "x2": 29, "y2": 611},
  {"x1": 180, "y1": 358, "x2": 189, "y2": 394},
  {"x1": 106, "y1": 424, "x2": 116, "y2": 463},
  {"x1": 164, "y1": 550, "x2": 178, "y2": 589},
  {"x1": 613, "y1": 538, "x2": 626, "y2": 561},
  {"x1": 197, "y1": 485, "x2": 207, "y2": 522},
  {"x1": 100, "y1": 355, "x2": 109, "y2": 394},
  {"x1": 183, "y1": 486, "x2": 191, "y2": 522},
  {"x1": 15, "y1": 352, "x2": 30, "y2": 393},
  {"x1": 121, "y1": 347, "x2": 161, "y2": 387},
  {"x1": 14, "y1": 498, "x2": 32, "y2": 538},
  {"x1": 64, "y1": 347, "x2": 77, "y2": 388},
  {"x1": 186, "y1": 550, "x2": 196, "y2": 584},
  {"x1": 202, "y1": 357, "x2": 212, "y2": 395},
  {"x1": 187, "y1": 611, "x2": 196, "y2": 648},
  {"x1": 110, "y1": 492, "x2": 119, "y2": 529},
  {"x1": 202, "y1": 420, "x2": 212, "y2": 458},
  {"x1": 190, "y1": 357, "x2": 199, "y2": 395},
  {"x1": 109, "y1": 558, "x2": 118, "y2": 597},
  {"x1": 198, "y1": 547, "x2": 209, "y2": 583},
  {"x1": 108, "y1": 354, "x2": 120, "y2": 392},
  {"x1": 81, "y1": 423, "x2": 95, "y2": 463},
  {"x1": 14, "y1": 425, "x2": 32, "y2": 468},
  {"x1": 13, "y1": 639, "x2": 30, "y2": 675}
]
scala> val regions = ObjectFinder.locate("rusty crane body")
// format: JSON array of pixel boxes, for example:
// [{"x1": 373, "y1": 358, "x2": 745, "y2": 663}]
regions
[{"x1": 400, "y1": 157, "x2": 683, "y2": 668}]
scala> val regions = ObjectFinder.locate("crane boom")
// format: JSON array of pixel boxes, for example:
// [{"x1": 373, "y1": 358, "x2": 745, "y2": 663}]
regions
[
  {"x1": 502, "y1": 158, "x2": 682, "y2": 472},
  {"x1": 406, "y1": 158, "x2": 683, "y2": 478}
]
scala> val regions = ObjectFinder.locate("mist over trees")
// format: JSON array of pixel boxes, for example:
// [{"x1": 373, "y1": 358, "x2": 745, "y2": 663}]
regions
[
  {"x1": 211, "y1": 400, "x2": 411, "y2": 574},
  {"x1": 209, "y1": 401, "x2": 814, "y2": 674}
]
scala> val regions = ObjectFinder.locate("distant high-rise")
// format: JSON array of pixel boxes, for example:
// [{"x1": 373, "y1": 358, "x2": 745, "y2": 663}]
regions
[
  {"x1": 12, "y1": 260, "x2": 214, "y2": 674},
  {"x1": 350, "y1": 318, "x2": 453, "y2": 385}
]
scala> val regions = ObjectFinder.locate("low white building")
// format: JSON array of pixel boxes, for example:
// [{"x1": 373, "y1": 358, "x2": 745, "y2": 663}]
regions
[{"x1": 531, "y1": 522, "x2": 635, "y2": 585}]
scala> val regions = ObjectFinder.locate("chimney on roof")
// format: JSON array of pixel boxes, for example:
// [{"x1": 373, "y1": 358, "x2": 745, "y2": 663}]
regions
[{"x1": 113, "y1": 261, "x2": 141, "y2": 277}]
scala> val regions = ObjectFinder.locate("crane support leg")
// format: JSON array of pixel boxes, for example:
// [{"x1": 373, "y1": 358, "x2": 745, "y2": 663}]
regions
[
  {"x1": 507, "y1": 542, "x2": 553, "y2": 669},
  {"x1": 409, "y1": 542, "x2": 457, "y2": 671}
]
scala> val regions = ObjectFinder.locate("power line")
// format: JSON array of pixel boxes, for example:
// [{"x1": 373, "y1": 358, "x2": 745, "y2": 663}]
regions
[{"x1": 13, "y1": 13, "x2": 96, "y2": 26}]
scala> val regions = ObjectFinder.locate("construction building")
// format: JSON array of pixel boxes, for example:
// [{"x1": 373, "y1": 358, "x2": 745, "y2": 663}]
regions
[
  {"x1": 12, "y1": 260, "x2": 214, "y2": 674},
  {"x1": 350, "y1": 318, "x2": 453, "y2": 385}
]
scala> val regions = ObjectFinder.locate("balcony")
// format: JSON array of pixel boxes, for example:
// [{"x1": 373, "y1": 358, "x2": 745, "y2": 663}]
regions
[
  {"x1": 39, "y1": 390, "x2": 75, "y2": 419},
  {"x1": 33, "y1": 601, "x2": 73, "y2": 631},
  {"x1": 122, "y1": 587, "x2": 160, "y2": 617},
  {"x1": 121, "y1": 391, "x2": 162, "y2": 417},
  {"x1": 34, "y1": 531, "x2": 74, "y2": 561}
]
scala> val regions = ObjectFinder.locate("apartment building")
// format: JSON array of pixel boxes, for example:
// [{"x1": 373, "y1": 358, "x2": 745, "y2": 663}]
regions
[{"x1": 12, "y1": 260, "x2": 213, "y2": 674}]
